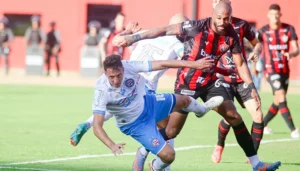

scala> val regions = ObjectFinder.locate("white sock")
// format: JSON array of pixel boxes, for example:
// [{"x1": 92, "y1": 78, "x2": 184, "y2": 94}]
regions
[
  {"x1": 248, "y1": 155, "x2": 260, "y2": 168},
  {"x1": 182, "y1": 97, "x2": 206, "y2": 114},
  {"x1": 153, "y1": 158, "x2": 169, "y2": 170},
  {"x1": 139, "y1": 147, "x2": 149, "y2": 156},
  {"x1": 84, "y1": 115, "x2": 94, "y2": 130},
  {"x1": 163, "y1": 139, "x2": 174, "y2": 170}
]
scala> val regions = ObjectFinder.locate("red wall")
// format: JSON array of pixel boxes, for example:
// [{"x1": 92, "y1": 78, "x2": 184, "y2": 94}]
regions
[{"x1": 1, "y1": 0, "x2": 300, "y2": 79}]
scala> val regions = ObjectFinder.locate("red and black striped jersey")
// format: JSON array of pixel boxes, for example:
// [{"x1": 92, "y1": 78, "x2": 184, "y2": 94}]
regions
[
  {"x1": 217, "y1": 17, "x2": 256, "y2": 83},
  {"x1": 257, "y1": 23, "x2": 298, "y2": 75},
  {"x1": 175, "y1": 18, "x2": 242, "y2": 90}
]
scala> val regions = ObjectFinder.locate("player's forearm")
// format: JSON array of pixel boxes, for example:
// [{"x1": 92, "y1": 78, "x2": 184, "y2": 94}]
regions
[
  {"x1": 126, "y1": 24, "x2": 179, "y2": 45},
  {"x1": 289, "y1": 49, "x2": 299, "y2": 58},
  {"x1": 236, "y1": 61, "x2": 254, "y2": 85},
  {"x1": 152, "y1": 60, "x2": 197, "y2": 71},
  {"x1": 93, "y1": 125, "x2": 115, "y2": 149},
  {"x1": 251, "y1": 62, "x2": 259, "y2": 76},
  {"x1": 215, "y1": 67, "x2": 231, "y2": 76},
  {"x1": 252, "y1": 42, "x2": 262, "y2": 55}
]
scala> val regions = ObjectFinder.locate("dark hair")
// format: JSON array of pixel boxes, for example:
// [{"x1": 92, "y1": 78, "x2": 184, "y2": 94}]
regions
[
  {"x1": 103, "y1": 54, "x2": 123, "y2": 71},
  {"x1": 269, "y1": 4, "x2": 281, "y2": 11}
]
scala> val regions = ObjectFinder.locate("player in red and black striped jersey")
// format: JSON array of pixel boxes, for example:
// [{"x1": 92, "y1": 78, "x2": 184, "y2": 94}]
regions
[
  {"x1": 113, "y1": 2, "x2": 281, "y2": 171},
  {"x1": 211, "y1": 0, "x2": 265, "y2": 164},
  {"x1": 257, "y1": 4, "x2": 299, "y2": 138}
]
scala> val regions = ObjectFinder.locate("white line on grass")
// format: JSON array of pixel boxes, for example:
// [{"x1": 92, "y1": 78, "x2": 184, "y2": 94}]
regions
[
  {"x1": 0, "y1": 166, "x2": 69, "y2": 171},
  {"x1": 5, "y1": 138, "x2": 300, "y2": 166}
]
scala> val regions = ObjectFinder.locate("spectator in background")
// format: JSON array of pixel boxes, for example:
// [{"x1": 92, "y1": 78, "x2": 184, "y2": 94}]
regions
[
  {"x1": 99, "y1": 12, "x2": 125, "y2": 61},
  {"x1": 45, "y1": 21, "x2": 61, "y2": 76},
  {"x1": 24, "y1": 15, "x2": 46, "y2": 47},
  {"x1": 0, "y1": 16, "x2": 14, "y2": 75},
  {"x1": 84, "y1": 20, "x2": 102, "y2": 47}
]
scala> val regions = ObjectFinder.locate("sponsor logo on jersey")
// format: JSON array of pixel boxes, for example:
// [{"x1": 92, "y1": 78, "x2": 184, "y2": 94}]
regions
[{"x1": 180, "y1": 89, "x2": 196, "y2": 96}]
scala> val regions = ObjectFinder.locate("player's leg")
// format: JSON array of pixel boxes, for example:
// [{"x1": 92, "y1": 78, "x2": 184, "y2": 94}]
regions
[
  {"x1": 4, "y1": 54, "x2": 9, "y2": 75},
  {"x1": 263, "y1": 74, "x2": 280, "y2": 134},
  {"x1": 275, "y1": 75, "x2": 299, "y2": 138},
  {"x1": 70, "y1": 112, "x2": 113, "y2": 146},
  {"x1": 212, "y1": 80, "x2": 234, "y2": 163},
  {"x1": 206, "y1": 83, "x2": 281, "y2": 170},
  {"x1": 236, "y1": 82, "x2": 264, "y2": 152}
]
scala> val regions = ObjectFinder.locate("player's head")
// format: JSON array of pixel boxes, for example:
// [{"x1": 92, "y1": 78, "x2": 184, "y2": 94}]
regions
[
  {"x1": 212, "y1": 1, "x2": 232, "y2": 35},
  {"x1": 114, "y1": 12, "x2": 125, "y2": 31},
  {"x1": 212, "y1": 0, "x2": 231, "y2": 9},
  {"x1": 103, "y1": 54, "x2": 124, "y2": 88},
  {"x1": 268, "y1": 4, "x2": 281, "y2": 25},
  {"x1": 169, "y1": 13, "x2": 189, "y2": 42}
]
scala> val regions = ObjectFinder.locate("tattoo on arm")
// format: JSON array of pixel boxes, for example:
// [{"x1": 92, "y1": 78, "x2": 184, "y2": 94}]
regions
[{"x1": 133, "y1": 34, "x2": 141, "y2": 42}]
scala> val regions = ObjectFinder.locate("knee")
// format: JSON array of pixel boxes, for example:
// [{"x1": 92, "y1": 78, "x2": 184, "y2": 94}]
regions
[
  {"x1": 160, "y1": 148, "x2": 175, "y2": 164},
  {"x1": 225, "y1": 111, "x2": 242, "y2": 124},
  {"x1": 175, "y1": 95, "x2": 191, "y2": 109},
  {"x1": 253, "y1": 110, "x2": 263, "y2": 123},
  {"x1": 165, "y1": 127, "x2": 179, "y2": 139}
]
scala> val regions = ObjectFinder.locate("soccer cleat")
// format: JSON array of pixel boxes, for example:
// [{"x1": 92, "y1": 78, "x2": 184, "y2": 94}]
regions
[
  {"x1": 291, "y1": 128, "x2": 300, "y2": 139},
  {"x1": 148, "y1": 159, "x2": 156, "y2": 171},
  {"x1": 132, "y1": 147, "x2": 148, "y2": 171},
  {"x1": 253, "y1": 161, "x2": 281, "y2": 171},
  {"x1": 263, "y1": 126, "x2": 273, "y2": 135},
  {"x1": 195, "y1": 96, "x2": 224, "y2": 118},
  {"x1": 70, "y1": 123, "x2": 88, "y2": 146},
  {"x1": 211, "y1": 145, "x2": 224, "y2": 163}
]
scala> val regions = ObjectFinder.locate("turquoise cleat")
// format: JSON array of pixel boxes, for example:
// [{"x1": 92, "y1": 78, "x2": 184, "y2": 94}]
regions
[
  {"x1": 70, "y1": 123, "x2": 88, "y2": 146},
  {"x1": 253, "y1": 161, "x2": 281, "y2": 171}
]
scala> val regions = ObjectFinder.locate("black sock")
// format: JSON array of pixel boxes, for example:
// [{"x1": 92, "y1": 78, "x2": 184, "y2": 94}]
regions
[
  {"x1": 251, "y1": 122, "x2": 264, "y2": 152},
  {"x1": 232, "y1": 122, "x2": 257, "y2": 157},
  {"x1": 263, "y1": 103, "x2": 279, "y2": 126},
  {"x1": 159, "y1": 128, "x2": 170, "y2": 141},
  {"x1": 279, "y1": 102, "x2": 296, "y2": 131},
  {"x1": 217, "y1": 119, "x2": 231, "y2": 147}
]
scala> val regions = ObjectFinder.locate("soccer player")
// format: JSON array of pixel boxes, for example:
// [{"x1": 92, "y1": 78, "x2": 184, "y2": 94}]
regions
[
  {"x1": 257, "y1": 4, "x2": 299, "y2": 138},
  {"x1": 93, "y1": 54, "x2": 219, "y2": 170},
  {"x1": 113, "y1": 2, "x2": 281, "y2": 170},
  {"x1": 210, "y1": 0, "x2": 264, "y2": 164}
]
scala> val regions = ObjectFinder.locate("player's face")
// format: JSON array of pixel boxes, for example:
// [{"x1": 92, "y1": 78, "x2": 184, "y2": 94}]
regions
[
  {"x1": 212, "y1": 0, "x2": 231, "y2": 9},
  {"x1": 268, "y1": 9, "x2": 281, "y2": 25},
  {"x1": 32, "y1": 21, "x2": 39, "y2": 29},
  {"x1": 89, "y1": 27, "x2": 97, "y2": 36},
  {"x1": 213, "y1": 13, "x2": 231, "y2": 34},
  {"x1": 105, "y1": 67, "x2": 124, "y2": 88}
]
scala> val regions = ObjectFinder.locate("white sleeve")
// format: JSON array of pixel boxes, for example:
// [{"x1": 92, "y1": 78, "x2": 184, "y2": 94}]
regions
[
  {"x1": 173, "y1": 42, "x2": 184, "y2": 59},
  {"x1": 123, "y1": 60, "x2": 152, "y2": 74},
  {"x1": 92, "y1": 90, "x2": 108, "y2": 115}
]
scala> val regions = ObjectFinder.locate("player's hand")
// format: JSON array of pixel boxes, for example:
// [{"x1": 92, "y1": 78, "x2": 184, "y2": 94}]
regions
[
  {"x1": 110, "y1": 143, "x2": 126, "y2": 156},
  {"x1": 112, "y1": 35, "x2": 133, "y2": 47},
  {"x1": 281, "y1": 50, "x2": 290, "y2": 60},
  {"x1": 126, "y1": 21, "x2": 141, "y2": 34},
  {"x1": 247, "y1": 52, "x2": 260, "y2": 62},
  {"x1": 196, "y1": 57, "x2": 215, "y2": 70},
  {"x1": 251, "y1": 89, "x2": 261, "y2": 111}
]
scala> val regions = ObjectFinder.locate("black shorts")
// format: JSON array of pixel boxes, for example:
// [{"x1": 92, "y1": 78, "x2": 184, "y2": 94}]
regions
[
  {"x1": 174, "y1": 80, "x2": 232, "y2": 114},
  {"x1": 219, "y1": 79, "x2": 253, "y2": 108},
  {"x1": 267, "y1": 74, "x2": 289, "y2": 94}
]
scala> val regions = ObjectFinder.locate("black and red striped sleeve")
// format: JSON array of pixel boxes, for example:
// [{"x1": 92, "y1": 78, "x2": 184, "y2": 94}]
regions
[
  {"x1": 180, "y1": 20, "x2": 205, "y2": 37},
  {"x1": 288, "y1": 25, "x2": 298, "y2": 41},
  {"x1": 243, "y1": 21, "x2": 256, "y2": 42}
]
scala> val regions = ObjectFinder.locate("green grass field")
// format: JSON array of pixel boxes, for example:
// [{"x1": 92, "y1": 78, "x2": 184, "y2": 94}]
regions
[{"x1": 0, "y1": 84, "x2": 300, "y2": 171}]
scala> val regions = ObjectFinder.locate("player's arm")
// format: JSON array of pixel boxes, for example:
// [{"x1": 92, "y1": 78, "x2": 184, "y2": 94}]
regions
[
  {"x1": 232, "y1": 52, "x2": 261, "y2": 110},
  {"x1": 150, "y1": 58, "x2": 214, "y2": 71},
  {"x1": 243, "y1": 22, "x2": 262, "y2": 63},
  {"x1": 113, "y1": 24, "x2": 181, "y2": 47},
  {"x1": 92, "y1": 90, "x2": 125, "y2": 155},
  {"x1": 215, "y1": 67, "x2": 234, "y2": 76},
  {"x1": 287, "y1": 40, "x2": 299, "y2": 59}
]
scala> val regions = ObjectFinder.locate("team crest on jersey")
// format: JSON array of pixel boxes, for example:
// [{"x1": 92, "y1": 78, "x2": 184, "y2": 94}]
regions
[
  {"x1": 151, "y1": 138, "x2": 160, "y2": 147},
  {"x1": 125, "y1": 78, "x2": 135, "y2": 88},
  {"x1": 220, "y1": 43, "x2": 229, "y2": 53},
  {"x1": 281, "y1": 35, "x2": 288, "y2": 43},
  {"x1": 268, "y1": 37, "x2": 273, "y2": 42}
]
